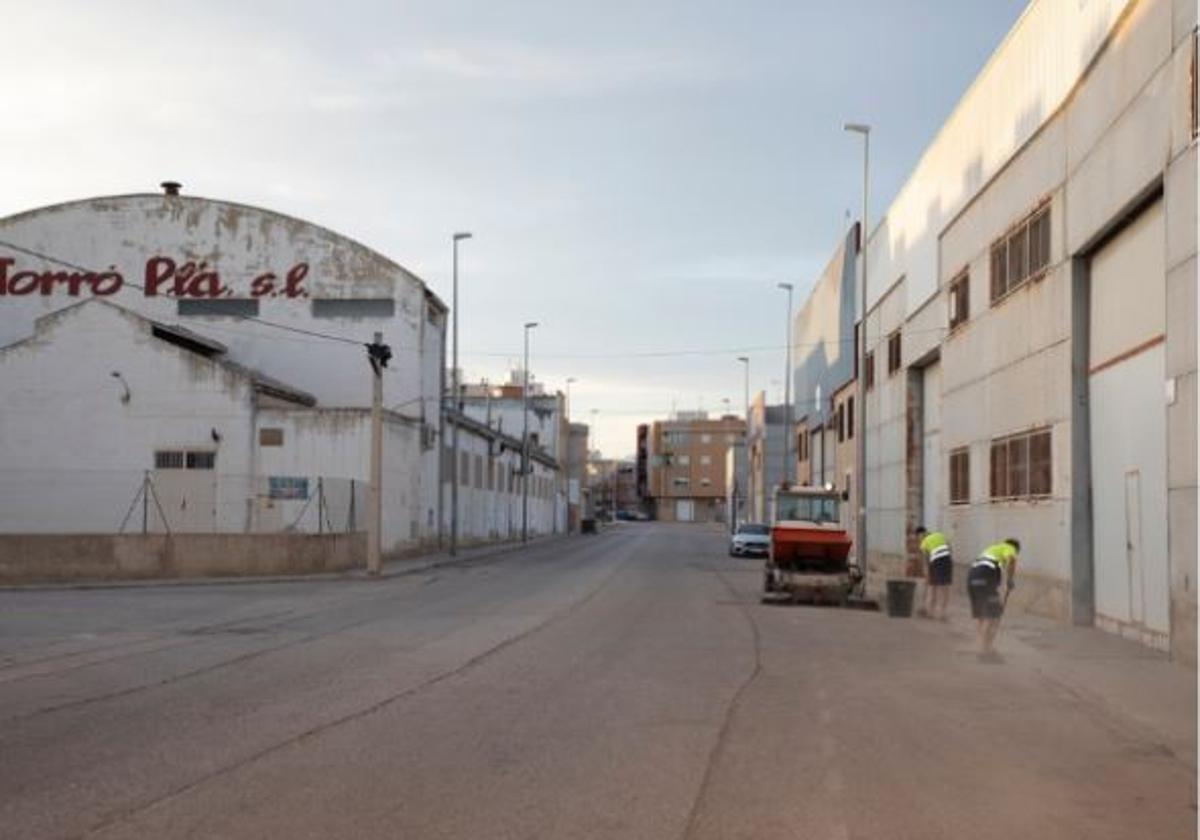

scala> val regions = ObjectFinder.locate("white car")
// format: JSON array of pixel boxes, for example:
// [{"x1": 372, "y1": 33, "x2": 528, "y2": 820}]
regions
[{"x1": 729, "y1": 523, "x2": 770, "y2": 557}]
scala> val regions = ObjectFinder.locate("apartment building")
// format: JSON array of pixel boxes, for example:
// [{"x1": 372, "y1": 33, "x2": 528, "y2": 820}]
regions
[{"x1": 646, "y1": 412, "x2": 745, "y2": 522}]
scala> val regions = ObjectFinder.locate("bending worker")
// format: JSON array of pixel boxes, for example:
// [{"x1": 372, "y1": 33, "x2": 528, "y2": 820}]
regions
[
  {"x1": 967, "y1": 538, "x2": 1020, "y2": 655},
  {"x1": 915, "y1": 526, "x2": 952, "y2": 621}
]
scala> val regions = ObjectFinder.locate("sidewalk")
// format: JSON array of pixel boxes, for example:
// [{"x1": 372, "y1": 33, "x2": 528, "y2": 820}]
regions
[
  {"x1": 912, "y1": 581, "x2": 1197, "y2": 765},
  {"x1": 0, "y1": 532, "x2": 571, "y2": 592}
]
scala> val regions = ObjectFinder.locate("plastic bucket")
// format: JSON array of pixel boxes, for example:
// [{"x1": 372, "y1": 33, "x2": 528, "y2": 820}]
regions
[{"x1": 886, "y1": 579, "x2": 917, "y2": 618}]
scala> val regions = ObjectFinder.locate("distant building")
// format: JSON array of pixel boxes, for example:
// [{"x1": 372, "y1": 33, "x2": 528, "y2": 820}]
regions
[
  {"x1": 724, "y1": 440, "x2": 748, "y2": 531},
  {"x1": 746, "y1": 394, "x2": 788, "y2": 524},
  {"x1": 645, "y1": 412, "x2": 745, "y2": 522}
]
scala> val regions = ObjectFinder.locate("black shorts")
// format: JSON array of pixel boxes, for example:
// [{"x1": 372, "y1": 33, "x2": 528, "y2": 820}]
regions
[
  {"x1": 929, "y1": 555, "x2": 953, "y2": 586},
  {"x1": 967, "y1": 563, "x2": 1003, "y2": 619}
]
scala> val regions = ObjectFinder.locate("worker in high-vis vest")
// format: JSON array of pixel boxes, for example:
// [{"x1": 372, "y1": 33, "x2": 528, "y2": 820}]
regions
[
  {"x1": 915, "y1": 526, "x2": 952, "y2": 621},
  {"x1": 967, "y1": 538, "x2": 1021, "y2": 656}
]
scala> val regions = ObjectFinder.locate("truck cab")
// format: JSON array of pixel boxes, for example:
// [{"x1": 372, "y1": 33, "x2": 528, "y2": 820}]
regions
[{"x1": 763, "y1": 485, "x2": 859, "y2": 604}]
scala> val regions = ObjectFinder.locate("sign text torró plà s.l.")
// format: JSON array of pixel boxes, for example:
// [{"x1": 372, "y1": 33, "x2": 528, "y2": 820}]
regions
[{"x1": 0, "y1": 256, "x2": 310, "y2": 298}]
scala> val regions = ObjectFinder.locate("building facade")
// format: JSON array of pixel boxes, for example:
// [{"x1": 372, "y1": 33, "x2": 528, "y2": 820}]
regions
[
  {"x1": 746, "y1": 395, "x2": 788, "y2": 524},
  {"x1": 793, "y1": 0, "x2": 1197, "y2": 662},
  {"x1": 646, "y1": 412, "x2": 745, "y2": 522}
]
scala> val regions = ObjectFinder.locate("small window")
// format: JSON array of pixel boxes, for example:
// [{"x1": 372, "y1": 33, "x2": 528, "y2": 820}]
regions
[
  {"x1": 990, "y1": 441, "x2": 1009, "y2": 499},
  {"x1": 700, "y1": 478, "x2": 712, "y2": 487},
  {"x1": 312, "y1": 299, "x2": 396, "y2": 319},
  {"x1": 177, "y1": 299, "x2": 259, "y2": 318},
  {"x1": 836, "y1": 404, "x2": 845, "y2": 443},
  {"x1": 187, "y1": 451, "x2": 215, "y2": 470},
  {"x1": 949, "y1": 448, "x2": 969, "y2": 504},
  {"x1": 990, "y1": 428, "x2": 1052, "y2": 500},
  {"x1": 700, "y1": 455, "x2": 712, "y2": 466},
  {"x1": 991, "y1": 203, "x2": 1051, "y2": 303},
  {"x1": 949, "y1": 272, "x2": 969, "y2": 331},
  {"x1": 846, "y1": 397, "x2": 854, "y2": 440},
  {"x1": 990, "y1": 242, "x2": 1008, "y2": 301},
  {"x1": 887, "y1": 331, "x2": 902, "y2": 375},
  {"x1": 1029, "y1": 430, "x2": 1052, "y2": 495},
  {"x1": 155, "y1": 451, "x2": 184, "y2": 470},
  {"x1": 700, "y1": 434, "x2": 712, "y2": 444},
  {"x1": 672, "y1": 477, "x2": 690, "y2": 488},
  {"x1": 259, "y1": 428, "x2": 284, "y2": 447},
  {"x1": 677, "y1": 455, "x2": 691, "y2": 467},
  {"x1": 865, "y1": 352, "x2": 876, "y2": 390}
]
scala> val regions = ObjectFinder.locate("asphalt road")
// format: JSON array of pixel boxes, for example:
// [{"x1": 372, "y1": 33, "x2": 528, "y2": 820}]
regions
[{"x1": 0, "y1": 524, "x2": 1193, "y2": 839}]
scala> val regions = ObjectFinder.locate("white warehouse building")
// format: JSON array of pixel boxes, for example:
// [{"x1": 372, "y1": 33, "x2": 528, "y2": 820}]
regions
[
  {"x1": 794, "y1": 0, "x2": 1197, "y2": 663},
  {"x1": 0, "y1": 186, "x2": 562, "y2": 569}
]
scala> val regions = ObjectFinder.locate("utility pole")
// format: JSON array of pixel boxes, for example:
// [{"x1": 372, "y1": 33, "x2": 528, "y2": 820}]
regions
[
  {"x1": 521, "y1": 322, "x2": 538, "y2": 542},
  {"x1": 565, "y1": 377, "x2": 576, "y2": 533},
  {"x1": 450, "y1": 231, "x2": 471, "y2": 556},
  {"x1": 366, "y1": 332, "x2": 392, "y2": 576},
  {"x1": 845, "y1": 122, "x2": 871, "y2": 581},
  {"x1": 777, "y1": 283, "x2": 794, "y2": 488}
]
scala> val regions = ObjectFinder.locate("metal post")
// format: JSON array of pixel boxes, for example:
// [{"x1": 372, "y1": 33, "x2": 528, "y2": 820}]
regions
[
  {"x1": 318, "y1": 477, "x2": 324, "y2": 535},
  {"x1": 846, "y1": 122, "x2": 871, "y2": 580},
  {"x1": 142, "y1": 470, "x2": 149, "y2": 534},
  {"x1": 565, "y1": 377, "x2": 576, "y2": 533},
  {"x1": 737, "y1": 357, "x2": 750, "y2": 521},
  {"x1": 521, "y1": 322, "x2": 537, "y2": 542},
  {"x1": 368, "y1": 331, "x2": 384, "y2": 576},
  {"x1": 778, "y1": 283, "x2": 794, "y2": 487},
  {"x1": 450, "y1": 232, "x2": 471, "y2": 556}
]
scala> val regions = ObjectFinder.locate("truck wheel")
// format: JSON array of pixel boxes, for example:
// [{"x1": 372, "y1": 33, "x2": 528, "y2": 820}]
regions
[{"x1": 763, "y1": 571, "x2": 776, "y2": 593}]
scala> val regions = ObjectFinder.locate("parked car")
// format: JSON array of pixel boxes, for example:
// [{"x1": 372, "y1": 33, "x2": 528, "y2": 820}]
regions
[{"x1": 729, "y1": 523, "x2": 770, "y2": 557}]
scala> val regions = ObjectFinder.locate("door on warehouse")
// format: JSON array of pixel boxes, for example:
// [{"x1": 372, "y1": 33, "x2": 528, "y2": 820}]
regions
[
  {"x1": 1088, "y1": 198, "x2": 1169, "y2": 648},
  {"x1": 674, "y1": 499, "x2": 695, "y2": 522}
]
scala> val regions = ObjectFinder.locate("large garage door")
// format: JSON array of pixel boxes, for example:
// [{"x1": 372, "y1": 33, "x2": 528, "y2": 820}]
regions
[
  {"x1": 1089, "y1": 199, "x2": 1169, "y2": 647},
  {"x1": 674, "y1": 499, "x2": 694, "y2": 522}
]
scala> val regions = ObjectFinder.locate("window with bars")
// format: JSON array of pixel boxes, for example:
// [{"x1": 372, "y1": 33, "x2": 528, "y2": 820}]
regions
[
  {"x1": 991, "y1": 204, "x2": 1051, "y2": 303},
  {"x1": 836, "y1": 404, "x2": 845, "y2": 443},
  {"x1": 949, "y1": 448, "x2": 969, "y2": 504},
  {"x1": 154, "y1": 450, "x2": 215, "y2": 470},
  {"x1": 949, "y1": 272, "x2": 970, "y2": 331},
  {"x1": 990, "y1": 428, "x2": 1052, "y2": 500},
  {"x1": 887, "y1": 331, "x2": 902, "y2": 375}
]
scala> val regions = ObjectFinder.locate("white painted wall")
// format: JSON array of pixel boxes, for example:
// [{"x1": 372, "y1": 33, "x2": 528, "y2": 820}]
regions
[{"x1": 0, "y1": 301, "x2": 255, "y2": 533}]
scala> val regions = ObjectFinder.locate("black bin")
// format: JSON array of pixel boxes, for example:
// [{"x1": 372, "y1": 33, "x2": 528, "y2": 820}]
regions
[
  {"x1": 886, "y1": 579, "x2": 917, "y2": 618},
  {"x1": 581, "y1": 519, "x2": 597, "y2": 535}
]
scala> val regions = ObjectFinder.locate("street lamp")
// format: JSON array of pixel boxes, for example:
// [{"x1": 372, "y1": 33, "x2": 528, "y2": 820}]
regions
[
  {"x1": 777, "y1": 282, "x2": 794, "y2": 489},
  {"x1": 845, "y1": 121, "x2": 870, "y2": 581},
  {"x1": 565, "y1": 377, "x2": 577, "y2": 532},
  {"x1": 521, "y1": 321, "x2": 539, "y2": 543},
  {"x1": 449, "y1": 231, "x2": 472, "y2": 557},
  {"x1": 737, "y1": 355, "x2": 751, "y2": 521}
]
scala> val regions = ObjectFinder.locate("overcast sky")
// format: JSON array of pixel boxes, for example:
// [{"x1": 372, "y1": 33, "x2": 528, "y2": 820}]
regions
[{"x1": 3, "y1": 1, "x2": 1027, "y2": 457}]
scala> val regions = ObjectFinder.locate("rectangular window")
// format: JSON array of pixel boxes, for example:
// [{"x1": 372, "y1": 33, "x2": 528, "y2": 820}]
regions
[
  {"x1": 155, "y1": 451, "x2": 184, "y2": 470},
  {"x1": 949, "y1": 448, "x2": 970, "y2": 504},
  {"x1": 155, "y1": 450, "x2": 215, "y2": 469},
  {"x1": 1029, "y1": 430, "x2": 1052, "y2": 496},
  {"x1": 990, "y1": 428, "x2": 1052, "y2": 500},
  {"x1": 887, "y1": 331, "x2": 902, "y2": 375},
  {"x1": 259, "y1": 428, "x2": 284, "y2": 447},
  {"x1": 700, "y1": 434, "x2": 712, "y2": 444},
  {"x1": 846, "y1": 396, "x2": 854, "y2": 440},
  {"x1": 460, "y1": 452, "x2": 469, "y2": 486},
  {"x1": 836, "y1": 404, "x2": 845, "y2": 442},
  {"x1": 474, "y1": 454, "x2": 483, "y2": 489},
  {"x1": 672, "y1": 477, "x2": 690, "y2": 488},
  {"x1": 177, "y1": 299, "x2": 259, "y2": 318},
  {"x1": 700, "y1": 455, "x2": 712, "y2": 466},
  {"x1": 949, "y1": 272, "x2": 970, "y2": 331},
  {"x1": 989, "y1": 441, "x2": 1008, "y2": 499},
  {"x1": 312, "y1": 299, "x2": 396, "y2": 319},
  {"x1": 700, "y1": 478, "x2": 712, "y2": 487},
  {"x1": 991, "y1": 203, "x2": 1052, "y2": 303},
  {"x1": 797, "y1": 430, "x2": 808, "y2": 462},
  {"x1": 865, "y1": 352, "x2": 875, "y2": 390},
  {"x1": 677, "y1": 454, "x2": 691, "y2": 467}
]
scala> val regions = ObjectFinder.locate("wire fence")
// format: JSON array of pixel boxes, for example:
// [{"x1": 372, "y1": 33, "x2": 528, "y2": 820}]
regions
[{"x1": 0, "y1": 469, "x2": 367, "y2": 535}]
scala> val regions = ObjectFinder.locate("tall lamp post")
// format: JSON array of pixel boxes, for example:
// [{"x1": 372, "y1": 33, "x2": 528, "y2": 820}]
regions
[
  {"x1": 737, "y1": 355, "x2": 751, "y2": 523},
  {"x1": 845, "y1": 121, "x2": 870, "y2": 580},
  {"x1": 521, "y1": 321, "x2": 539, "y2": 543},
  {"x1": 449, "y1": 231, "x2": 472, "y2": 557},
  {"x1": 777, "y1": 282, "x2": 794, "y2": 489},
  {"x1": 565, "y1": 377, "x2": 577, "y2": 532}
]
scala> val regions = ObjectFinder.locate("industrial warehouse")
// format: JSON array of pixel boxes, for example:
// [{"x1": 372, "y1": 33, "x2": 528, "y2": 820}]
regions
[{"x1": 0, "y1": 187, "x2": 566, "y2": 579}]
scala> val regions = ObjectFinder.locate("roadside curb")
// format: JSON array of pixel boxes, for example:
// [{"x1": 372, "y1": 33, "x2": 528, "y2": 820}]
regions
[{"x1": 0, "y1": 533, "x2": 574, "y2": 592}]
